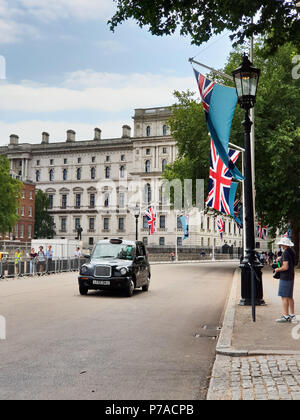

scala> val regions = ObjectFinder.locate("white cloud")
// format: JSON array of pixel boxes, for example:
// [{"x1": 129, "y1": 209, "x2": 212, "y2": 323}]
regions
[
  {"x1": 0, "y1": 71, "x2": 195, "y2": 112},
  {"x1": 0, "y1": 118, "x2": 132, "y2": 146},
  {"x1": 19, "y1": 0, "x2": 115, "y2": 21}
]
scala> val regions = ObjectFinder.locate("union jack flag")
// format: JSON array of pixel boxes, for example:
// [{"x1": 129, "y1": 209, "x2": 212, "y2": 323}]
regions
[
  {"x1": 145, "y1": 207, "x2": 156, "y2": 235},
  {"x1": 197, "y1": 73, "x2": 215, "y2": 114},
  {"x1": 206, "y1": 140, "x2": 240, "y2": 215},
  {"x1": 233, "y1": 199, "x2": 243, "y2": 228},
  {"x1": 256, "y1": 222, "x2": 268, "y2": 240},
  {"x1": 216, "y1": 218, "x2": 224, "y2": 240}
]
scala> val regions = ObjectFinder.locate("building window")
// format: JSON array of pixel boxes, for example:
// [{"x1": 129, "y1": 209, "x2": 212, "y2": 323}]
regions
[
  {"x1": 28, "y1": 225, "x2": 32, "y2": 239},
  {"x1": 104, "y1": 193, "x2": 109, "y2": 208},
  {"x1": 78, "y1": 157, "x2": 81, "y2": 164},
  {"x1": 92, "y1": 156, "x2": 96, "y2": 163},
  {"x1": 144, "y1": 183, "x2": 151, "y2": 205},
  {"x1": 143, "y1": 237, "x2": 148, "y2": 245},
  {"x1": 64, "y1": 158, "x2": 67, "y2": 164},
  {"x1": 48, "y1": 195, "x2": 54, "y2": 210},
  {"x1": 177, "y1": 217, "x2": 182, "y2": 229},
  {"x1": 146, "y1": 148, "x2": 151, "y2": 155},
  {"x1": 75, "y1": 194, "x2": 81, "y2": 209},
  {"x1": 76, "y1": 168, "x2": 81, "y2": 180},
  {"x1": 89, "y1": 238, "x2": 94, "y2": 246},
  {"x1": 119, "y1": 192, "x2": 125, "y2": 208},
  {"x1": 22, "y1": 190, "x2": 25, "y2": 199},
  {"x1": 159, "y1": 237, "x2": 165, "y2": 246},
  {"x1": 91, "y1": 167, "x2": 96, "y2": 180},
  {"x1": 177, "y1": 237, "x2": 183, "y2": 246},
  {"x1": 118, "y1": 217, "x2": 124, "y2": 231},
  {"x1": 36, "y1": 170, "x2": 40, "y2": 182},
  {"x1": 90, "y1": 193, "x2": 95, "y2": 208},
  {"x1": 146, "y1": 126, "x2": 151, "y2": 137},
  {"x1": 163, "y1": 125, "x2": 167, "y2": 136},
  {"x1": 163, "y1": 147, "x2": 167, "y2": 154},
  {"x1": 50, "y1": 159, "x2": 54, "y2": 165},
  {"x1": 21, "y1": 206, "x2": 25, "y2": 217},
  {"x1": 103, "y1": 218, "x2": 109, "y2": 231},
  {"x1": 14, "y1": 224, "x2": 18, "y2": 239},
  {"x1": 159, "y1": 215, "x2": 166, "y2": 229},
  {"x1": 207, "y1": 217, "x2": 210, "y2": 231},
  {"x1": 61, "y1": 218, "x2": 66, "y2": 232},
  {"x1": 49, "y1": 169, "x2": 54, "y2": 182},
  {"x1": 120, "y1": 166, "x2": 125, "y2": 178},
  {"x1": 105, "y1": 167, "x2": 110, "y2": 179},
  {"x1": 143, "y1": 216, "x2": 148, "y2": 230},
  {"x1": 36, "y1": 160, "x2": 40, "y2": 166},
  {"x1": 20, "y1": 225, "x2": 24, "y2": 238},
  {"x1": 62, "y1": 194, "x2": 67, "y2": 209},
  {"x1": 28, "y1": 206, "x2": 32, "y2": 217},
  {"x1": 29, "y1": 191, "x2": 33, "y2": 200},
  {"x1": 162, "y1": 159, "x2": 167, "y2": 172},
  {"x1": 75, "y1": 218, "x2": 81, "y2": 231},
  {"x1": 63, "y1": 169, "x2": 68, "y2": 181},
  {"x1": 121, "y1": 154, "x2": 125, "y2": 161},
  {"x1": 106, "y1": 156, "x2": 110, "y2": 162},
  {"x1": 89, "y1": 218, "x2": 95, "y2": 231},
  {"x1": 145, "y1": 160, "x2": 151, "y2": 173}
]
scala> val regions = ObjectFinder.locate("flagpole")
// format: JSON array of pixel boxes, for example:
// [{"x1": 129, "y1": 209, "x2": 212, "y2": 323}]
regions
[
  {"x1": 189, "y1": 58, "x2": 234, "y2": 82},
  {"x1": 250, "y1": 18, "x2": 256, "y2": 231},
  {"x1": 175, "y1": 210, "x2": 178, "y2": 262}
]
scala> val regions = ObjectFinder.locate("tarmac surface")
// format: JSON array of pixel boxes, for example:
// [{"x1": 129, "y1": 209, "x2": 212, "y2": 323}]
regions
[{"x1": 207, "y1": 267, "x2": 300, "y2": 400}]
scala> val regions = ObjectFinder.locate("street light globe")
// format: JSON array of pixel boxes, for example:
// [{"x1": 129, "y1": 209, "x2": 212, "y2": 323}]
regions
[{"x1": 232, "y1": 53, "x2": 261, "y2": 110}]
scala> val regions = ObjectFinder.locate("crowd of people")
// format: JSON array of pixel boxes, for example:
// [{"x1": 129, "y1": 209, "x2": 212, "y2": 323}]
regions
[{"x1": 11, "y1": 245, "x2": 83, "y2": 276}]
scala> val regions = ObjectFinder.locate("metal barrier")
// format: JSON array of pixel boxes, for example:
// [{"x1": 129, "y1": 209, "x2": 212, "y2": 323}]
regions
[{"x1": 0, "y1": 257, "x2": 87, "y2": 279}]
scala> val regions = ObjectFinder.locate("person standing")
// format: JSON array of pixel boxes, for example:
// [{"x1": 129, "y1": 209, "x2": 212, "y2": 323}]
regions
[
  {"x1": 14, "y1": 248, "x2": 22, "y2": 276},
  {"x1": 46, "y1": 245, "x2": 54, "y2": 273},
  {"x1": 37, "y1": 246, "x2": 46, "y2": 275},
  {"x1": 29, "y1": 248, "x2": 38, "y2": 275},
  {"x1": 274, "y1": 237, "x2": 296, "y2": 323}
]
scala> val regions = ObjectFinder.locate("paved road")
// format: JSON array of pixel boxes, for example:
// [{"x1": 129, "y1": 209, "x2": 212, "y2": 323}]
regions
[{"x1": 0, "y1": 262, "x2": 236, "y2": 400}]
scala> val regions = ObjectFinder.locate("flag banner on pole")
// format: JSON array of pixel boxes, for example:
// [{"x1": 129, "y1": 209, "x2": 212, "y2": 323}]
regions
[
  {"x1": 145, "y1": 207, "x2": 156, "y2": 235},
  {"x1": 283, "y1": 229, "x2": 292, "y2": 239},
  {"x1": 193, "y1": 69, "x2": 244, "y2": 181},
  {"x1": 256, "y1": 222, "x2": 268, "y2": 240},
  {"x1": 206, "y1": 139, "x2": 240, "y2": 216},
  {"x1": 216, "y1": 218, "x2": 224, "y2": 240},
  {"x1": 179, "y1": 215, "x2": 190, "y2": 240},
  {"x1": 233, "y1": 198, "x2": 243, "y2": 228}
]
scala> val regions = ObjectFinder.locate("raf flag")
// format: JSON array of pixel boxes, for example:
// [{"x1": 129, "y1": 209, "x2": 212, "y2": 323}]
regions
[
  {"x1": 194, "y1": 69, "x2": 243, "y2": 181},
  {"x1": 206, "y1": 139, "x2": 240, "y2": 216},
  {"x1": 179, "y1": 215, "x2": 190, "y2": 240}
]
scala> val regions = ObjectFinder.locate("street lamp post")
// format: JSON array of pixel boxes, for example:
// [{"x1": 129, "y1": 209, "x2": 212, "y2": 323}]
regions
[
  {"x1": 134, "y1": 206, "x2": 140, "y2": 241},
  {"x1": 232, "y1": 54, "x2": 265, "y2": 318}
]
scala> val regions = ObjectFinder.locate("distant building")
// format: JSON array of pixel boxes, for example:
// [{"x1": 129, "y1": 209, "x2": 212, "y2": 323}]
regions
[{"x1": 0, "y1": 107, "x2": 268, "y2": 251}]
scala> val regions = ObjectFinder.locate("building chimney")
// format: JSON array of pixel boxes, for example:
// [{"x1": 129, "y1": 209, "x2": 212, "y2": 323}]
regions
[
  {"x1": 10, "y1": 134, "x2": 19, "y2": 145},
  {"x1": 66, "y1": 130, "x2": 76, "y2": 142},
  {"x1": 122, "y1": 125, "x2": 131, "y2": 138},
  {"x1": 42, "y1": 132, "x2": 49, "y2": 144},
  {"x1": 94, "y1": 127, "x2": 101, "y2": 141}
]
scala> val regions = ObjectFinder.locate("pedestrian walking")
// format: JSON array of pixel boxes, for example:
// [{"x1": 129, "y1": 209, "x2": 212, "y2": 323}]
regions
[
  {"x1": 274, "y1": 237, "x2": 296, "y2": 323},
  {"x1": 46, "y1": 245, "x2": 54, "y2": 273},
  {"x1": 29, "y1": 248, "x2": 38, "y2": 275},
  {"x1": 37, "y1": 246, "x2": 46, "y2": 275},
  {"x1": 14, "y1": 248, "x2": 22, "y2": 276}
]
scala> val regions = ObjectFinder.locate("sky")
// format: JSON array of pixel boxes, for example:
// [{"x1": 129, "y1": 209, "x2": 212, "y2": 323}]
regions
[{"x1": 0, "y1": 0, "x2": 234, "y2": 146}]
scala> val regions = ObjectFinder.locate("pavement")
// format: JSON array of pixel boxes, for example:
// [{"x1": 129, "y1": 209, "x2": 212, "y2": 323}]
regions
[{"x1": 207, "y1": 266, "x2": 300, "y2": 400}]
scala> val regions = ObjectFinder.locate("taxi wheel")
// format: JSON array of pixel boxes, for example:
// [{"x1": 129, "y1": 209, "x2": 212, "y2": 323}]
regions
[
  {"x1": 79, "y1": 285, "x2": 88, "y2": 295},
  {"x1": 126, "y1": 279, "x2": 135, "y2": 297}
]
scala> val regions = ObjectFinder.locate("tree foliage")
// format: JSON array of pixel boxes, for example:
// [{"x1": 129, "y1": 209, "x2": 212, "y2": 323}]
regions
[
  {"x1": 0, "y1": 156, "x2": 22, "y2": 235},
  {"x1": 109, "y1": 0, "x2": 300, "y2": 54},
  {"x1": 163, "y1": 41, "x2": 300, "y2": 262},
  {"x1": 34, "y1": 190, "x2": 56, "y2": 239}
]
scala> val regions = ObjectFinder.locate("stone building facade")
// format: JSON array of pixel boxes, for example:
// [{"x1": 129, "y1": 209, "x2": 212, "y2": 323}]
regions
[{"x1": 0, "y1": 106, "x2": 263, "y2": 251}]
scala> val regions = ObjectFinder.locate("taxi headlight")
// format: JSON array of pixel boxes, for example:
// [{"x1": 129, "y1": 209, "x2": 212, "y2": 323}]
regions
[
  {"x1": 81, "y1": 265, "x2": 89, "y2": 274},
  {"x1": 119, "y1": 267, "x2": 128, "y2": 276}
]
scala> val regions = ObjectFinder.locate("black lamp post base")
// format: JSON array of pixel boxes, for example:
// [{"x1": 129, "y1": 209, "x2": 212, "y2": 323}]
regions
[{"x1": 239, "y1": 263, "x2": 266, "y2": 306}]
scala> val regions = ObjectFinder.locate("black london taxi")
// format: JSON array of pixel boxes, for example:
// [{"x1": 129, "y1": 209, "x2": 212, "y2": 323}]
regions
[{"x1": 78, "y1": 239, "x2": 151, "y2": 297}]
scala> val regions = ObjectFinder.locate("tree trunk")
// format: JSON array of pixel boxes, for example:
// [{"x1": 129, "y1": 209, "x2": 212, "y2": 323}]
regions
[{"x1": 291, "y1": 221, "x2": 300, "y2": 268}]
